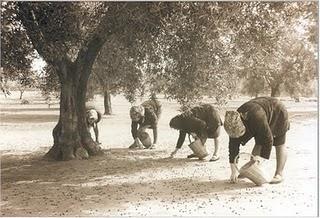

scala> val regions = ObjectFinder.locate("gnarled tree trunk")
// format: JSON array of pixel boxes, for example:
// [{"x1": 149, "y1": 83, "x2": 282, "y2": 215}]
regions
[
  {"x1": 45, "y1": 60, "x2": 102, "y2": 161},
  {"x1": 45, "y1": 37, "x2": 105, "y2": 161}
]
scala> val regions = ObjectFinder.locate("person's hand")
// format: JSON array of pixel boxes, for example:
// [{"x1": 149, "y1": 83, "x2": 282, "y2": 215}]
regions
[
  {"x1": 170, "y1": 148, "x2": 179, "y2": 158},
  {"x1": 252, "y1": 155, "x2": 266, "y2": 163},
  {"x1": 230, "y1": 163, "x2": 239, "y2": 183},
  {"x1": 190, "y1": 132, "x2": 198, "y2": 140}
]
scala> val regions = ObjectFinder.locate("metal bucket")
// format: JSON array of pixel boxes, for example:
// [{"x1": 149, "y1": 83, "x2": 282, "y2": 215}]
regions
[
  {"x1": 138, "y1": 132, "x2": 152, "y2": 148},
  {"x1": 188, "y1": 139, "x2": 208, "y2": 159},
  {"x1": 235, "y1": 153, "x2": 269, "y2": 186}
]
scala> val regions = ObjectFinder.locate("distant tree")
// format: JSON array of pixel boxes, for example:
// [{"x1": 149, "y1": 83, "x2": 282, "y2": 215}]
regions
[
  {"x1": 282, "y1": 42, "x2": 317, "y2": 101},
  {"x1": 236, "y1": 2, "x2": 317, "y2": 97},
  {"x1": 1, "y1": 2, "x2": 35, "y2": 96},
  {"x1": 241, "y1": 75, "x2": 266, "y2": 98},
  {"x1": 91, "y1": 35, "x2": 144, "y2": 115},
  {"x1": 16, "y1": 69, "x2": 37, "y2": 99},
  {"x1": 37, "y1": 64, "x2": 60, "y2": 106}
]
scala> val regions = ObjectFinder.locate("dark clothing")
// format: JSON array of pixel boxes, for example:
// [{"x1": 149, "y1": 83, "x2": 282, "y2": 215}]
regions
[
  {"x1": 173, "y1": 104, "x2": 222, "y2": 149},
  {"x1": 131, "y1": 99, "x2": 162, "y2": 139},
  {"x1": 229, "y1": 97, "x2": 290, "y2": 163}
]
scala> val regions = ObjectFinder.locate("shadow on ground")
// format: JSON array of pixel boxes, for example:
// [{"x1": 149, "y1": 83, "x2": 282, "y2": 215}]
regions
[
  {"x1": 0, "y1": 114, "x2": 59, "y2": 123},
  {"x1": 1, "y1": 148, "x2": 192, "y2": 183},
  {"x1": 0, "y1": 107, "x2": 59, "y2": 112},
  {"x1": 1, "y1": 147, "x2": 257, "y2": 216}
]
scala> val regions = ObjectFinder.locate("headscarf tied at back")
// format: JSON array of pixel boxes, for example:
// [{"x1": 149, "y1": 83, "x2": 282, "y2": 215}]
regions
[
  {"x1": 224, "y1": 110, "x2": 246, "y2": 138},
  {"x1": 87, "y1": 109, "x2": 98, "y2": 122},
  {"x1": 130, "y1": 105, "x2": 145, "y2": 121}
]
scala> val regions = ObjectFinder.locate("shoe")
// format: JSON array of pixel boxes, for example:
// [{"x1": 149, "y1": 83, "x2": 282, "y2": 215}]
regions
[
  {"x1": 129, "y1": 144, "x2": 137, "y2": 149},
  {"x1": 187, "y1": 153, "x2": 197, "y2": 158},
  {"x1": 270, "y1": 175, "x2": 284, "y2": 184},
  {"x1": 238, "y1": 173, "x2": 245, "y2": 179},
  {"x1": 209, "y1": 155, "x2": 220, "y2": 162},
  {"x1": 129, "y1": 143, "x2": 144, "y2": 149}
]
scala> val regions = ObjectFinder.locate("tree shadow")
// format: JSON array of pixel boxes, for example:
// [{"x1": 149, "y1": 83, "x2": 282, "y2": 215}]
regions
[
  {"x1": 1, "y1": 149, "x2": 190, "y2": 183},
  {"x1": 0, "y1": 108, "x2": 59, "y2": 112},
  {"x1": 1, "y1": 149, "x2": 260, "y2": 216},
  {"x1": 0, "y1": 114, "x2": 59, "y2": 123}
]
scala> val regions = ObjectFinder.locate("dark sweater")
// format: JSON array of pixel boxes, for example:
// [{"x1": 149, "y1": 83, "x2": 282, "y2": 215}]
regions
[
  {"x1": 175, "y1": 104, "x2": 222, "y2": 148},
  {"x1": 229, "y1": 97, "x2": 290, "y2": 163},
  {"x1": 131, "y1": 99, "x2": 162, "y2": 139}
]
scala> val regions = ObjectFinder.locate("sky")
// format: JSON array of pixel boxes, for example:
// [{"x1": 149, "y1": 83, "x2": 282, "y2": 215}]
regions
[{"x1": 31, "y1": 55, "x2": 46, "y2": 75}]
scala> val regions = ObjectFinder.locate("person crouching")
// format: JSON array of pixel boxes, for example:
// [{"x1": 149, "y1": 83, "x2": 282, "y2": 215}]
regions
[{"x1": 129, "y1": 99, "x2": 162, "y2": 149}]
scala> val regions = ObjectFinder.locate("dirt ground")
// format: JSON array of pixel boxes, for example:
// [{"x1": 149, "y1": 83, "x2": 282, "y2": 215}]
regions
[{"x1": 0, "y1": 91, "x2": 318, "y2": 216}]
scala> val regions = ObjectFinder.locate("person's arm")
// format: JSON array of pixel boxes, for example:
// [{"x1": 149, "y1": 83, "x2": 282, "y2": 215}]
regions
[
  {"x1": 152, "y1": 126, "x2": 158, "y2": 144},
  {"x1": 93, "y1": 123, "x2": 100, "y2": 144},
  {"x1": 170, "y1": 130, "x2": 186, "y2": 157},
  {"x1": 229, "y1": 137, "x2": 241, "y2": 163},
  {"x1": 176, "y1": 130, "x2": 187, "y2": 149},
  {"x1": 229, "y1": 137, "x2": 241, "y2": 183},
  {"x1": 131, "y1": 122, "x2": 138, "y2": 139}
]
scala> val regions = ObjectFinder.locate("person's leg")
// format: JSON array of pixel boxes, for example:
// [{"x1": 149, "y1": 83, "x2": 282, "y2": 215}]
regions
[
  {"x1": 210, "y1": 126, "x2": 221, "y2": 161},
  {"x1": 213, "y1": 137, "x2": 219, "y2": 156},
  {"x1": 270, "y1": 144, "x2": 287, "y2": 184},
  {"x1": 270, "y1": 134, "x2": 287, "y2": 184},
  {"x1": 275, "y1": 144, "x2": 287, "y2": 176}
]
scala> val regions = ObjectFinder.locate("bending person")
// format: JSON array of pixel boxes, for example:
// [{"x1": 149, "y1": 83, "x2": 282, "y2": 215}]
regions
[
  {"x1": 86, "y1": 108, "x2": 102, "y2": 144},
  {"x1": 224, "y1": 96, "x2": 290, "y2": 184},
  {"x1": 170, "y1": 104, "x2": 222, "y2": 161}
]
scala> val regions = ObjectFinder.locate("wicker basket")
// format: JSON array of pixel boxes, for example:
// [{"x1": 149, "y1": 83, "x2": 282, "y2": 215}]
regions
[
  {"x1": 188, "y1": 139, "x2": 208, "y2": 159},
  {"x1": 234, "y1": 153, "x2": 269, "y2": 186}
]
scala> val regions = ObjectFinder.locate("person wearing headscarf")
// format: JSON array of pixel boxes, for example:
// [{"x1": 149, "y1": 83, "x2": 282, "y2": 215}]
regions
[
  {"x1": 169, "y1": 104, "x2": 222, "y2": 161},
  {"x1": 129, "y1": 98, "x2": 162, "y2": 149},
  {"x1": 224, "y1": 96, "x2": 290, "y2": 184},
  {"x1": 86, "y1": 108, "x2": 102, "y2": 144}
]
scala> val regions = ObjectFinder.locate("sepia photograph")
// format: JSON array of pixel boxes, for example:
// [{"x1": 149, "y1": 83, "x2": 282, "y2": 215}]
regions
[{"x1": 0, "y1": 1, "x2": 318, "y2": 216}]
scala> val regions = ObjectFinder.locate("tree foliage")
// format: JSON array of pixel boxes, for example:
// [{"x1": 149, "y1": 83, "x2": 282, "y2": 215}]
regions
[
  {"x1": 92, "y1": 35, "x2": 144, "y2": 104},
  {"x1": 237, "y1": 2, "x2": 317, "y2": 97},
  {"x1": 1, "y1": 2, "x2": 36, "y2": 96},
  {"x1": 143, "y1": 3, "x2": 242, "y2": 108}
]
